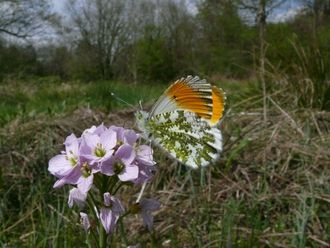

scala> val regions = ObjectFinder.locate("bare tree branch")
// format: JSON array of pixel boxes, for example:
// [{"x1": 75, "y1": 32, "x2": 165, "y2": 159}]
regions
[
  {"x1": 0, "y1": 0, "x2": 52, "y2": 38},
  {"x1": 65, "y1": 0, "x2": 130, "y2": 79},
  {"x1": 236, "y1": 0, "x2": 286, "y2": 23}
]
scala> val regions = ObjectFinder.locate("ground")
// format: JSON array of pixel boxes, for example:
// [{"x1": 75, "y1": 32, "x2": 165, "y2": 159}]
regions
[{"x1": 0, "y1": 79, "x2": 329, "y2": 247}]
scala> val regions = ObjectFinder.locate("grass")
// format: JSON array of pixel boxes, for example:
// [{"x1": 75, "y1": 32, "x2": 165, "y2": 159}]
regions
[
  {"x1": 0, "y1": 78, "x2": 164, "y2": 127},
  {"x1": 0, "y1": 77, "x2": 329, "y2": 247}
]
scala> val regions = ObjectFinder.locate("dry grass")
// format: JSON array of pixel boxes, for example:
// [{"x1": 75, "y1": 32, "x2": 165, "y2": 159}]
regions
[
  {"x1": 115, "y1": 98, "x2": 330, "y2": 247},
  {"x1": 1, "y1": 92, "x2": 329, "y2": 247}
]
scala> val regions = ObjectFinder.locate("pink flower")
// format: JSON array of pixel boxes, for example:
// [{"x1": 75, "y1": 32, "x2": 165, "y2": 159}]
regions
[
  {"x1": 139, "y1": 199, "x2": 160, "y2": 230},
  {"x1": 48, "y1": 134, "x2": 79, "y2": 178},
  {"x1": 82, "y1": 124, "x2": 107, "y2": 136},
  {"x1": 133, "y1": 145, "x2": 156, "y2": 184},
  {"x1": 48, "y1": 124, "x2": 158, "y2": 237},
  {"x1": 101, "y1": 144, "x2": 139, "y2": 181},
  {"x1": 68, "y1": 188, "x2": 87, "y2": 208},
  {"x1": 48, "y1": 134, "x2": 83, "y2": 188},
  {"x1": 109, "y1": 126, "x2": 139, "y2": 146},
  {"x1": 80, "y1": 129, "x2": 117, "y2": 166},
  {"x1": 80, "y1": 212, "x2": 90, "y2": 232},
  {"x1": 100, "y1": 193, "x2": 124, "y2": 234},
  {"x1": 130, "y1": 198, "x2": 160, "y2": 231}
]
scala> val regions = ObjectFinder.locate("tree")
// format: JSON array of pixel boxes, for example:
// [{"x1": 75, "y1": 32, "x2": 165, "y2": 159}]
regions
[
  {"x1": 66, "y1": 0, "x2": 131, "y2": 79},
  {"x1": 158, "y1": 0, "x2": 197, "y2": 75},
  {"x1": 111, "y1": 0, "x2": 193, "y2": 82},
  {"x1": 237, "y1": 0, "x2": 286, "y2": 24},
  {"x1": 0, "y1": 42, "x2": 40, "y2": 79},
  {"x1": 301, "y1": 0, "x2": 330, "y2": 22},
  {"x1": 197, "y1": 0, "x2": 253, "y2": 77},
  {"x1": 237, "y1": 0, "x2": 285, "y2": 122},
  {"x1": 0, "y1": 0, "x2": 52, "y2": 38},
  {"x1": 298, "y1": 0, "x2": 330, "y2": 41}
]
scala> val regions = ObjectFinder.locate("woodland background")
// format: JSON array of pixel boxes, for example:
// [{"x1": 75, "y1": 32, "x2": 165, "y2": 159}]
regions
[{"x1": 0, "y1": 0, "x2": 330, "y2": 247}]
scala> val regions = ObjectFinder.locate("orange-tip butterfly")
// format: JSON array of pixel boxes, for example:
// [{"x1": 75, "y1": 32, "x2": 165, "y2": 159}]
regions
[{"x1": 136, "y1": 76, "x2": 225, "y2": 168}]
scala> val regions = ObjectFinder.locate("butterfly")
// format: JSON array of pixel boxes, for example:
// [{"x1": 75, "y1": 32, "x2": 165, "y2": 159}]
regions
[{"x1": 136, "y1": 75, "x2": 225, "y2": 168}]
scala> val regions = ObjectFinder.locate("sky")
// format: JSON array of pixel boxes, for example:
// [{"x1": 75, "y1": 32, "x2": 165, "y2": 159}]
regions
[
  {"x1": 52, "y1": 0, "x2": 65, "y2": 12},
  {"x1": 268, "y1": 0, "x2": 304, "y2": 23},
  {"x1": 51, "y1": 0, "x2": 304, "y2": 23}
]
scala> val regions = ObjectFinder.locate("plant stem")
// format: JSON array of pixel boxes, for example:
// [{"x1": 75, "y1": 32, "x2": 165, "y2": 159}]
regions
[
  {"x1": 99, "y1": 222, "x2": 107, "y2": 248},
  {"x1": 90, "y1": 230, "x2": 100, "y2": 248},
  {"x1": 108, "y1": 176, "x2": 119, "y2": 194},
  {"x1": 119, "y1": 219, "x2": 128, "y2": 246},
  {"x1": 99, "y1": 175, "x2": 108, "y2": 248},
  {"x1": 86, "y1": 195, "x2": 100, "y2": 247},
  {"x1": 112, "y1": 182, "x2": 124, "y2": 195},
  {"x1": 87, "y1": 195, "x2": 99, "y2": 223}
]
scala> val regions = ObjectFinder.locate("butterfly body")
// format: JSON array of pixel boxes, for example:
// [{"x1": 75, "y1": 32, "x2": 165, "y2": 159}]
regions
[{"x1": 136, "y1": 76, "x2": 225, "y2": 168}]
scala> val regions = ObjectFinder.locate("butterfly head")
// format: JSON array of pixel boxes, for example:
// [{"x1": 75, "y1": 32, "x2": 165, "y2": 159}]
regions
[{"x1": 135, "y1": 76, "x2": 225, "y2": 168}]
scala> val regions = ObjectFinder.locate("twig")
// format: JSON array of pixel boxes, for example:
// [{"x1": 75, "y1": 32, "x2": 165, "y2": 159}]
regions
[{"x1": 267, "y1": 96, "x2": 305, "y2": 137}]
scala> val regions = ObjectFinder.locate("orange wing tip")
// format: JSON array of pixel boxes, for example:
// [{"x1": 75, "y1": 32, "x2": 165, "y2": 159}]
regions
[
  {"x1": 166, "y1": 79, "x2": 212, "y2": 116},
  {"x1": 210, "y1": 86, "x2": 225, "y2": 125}
]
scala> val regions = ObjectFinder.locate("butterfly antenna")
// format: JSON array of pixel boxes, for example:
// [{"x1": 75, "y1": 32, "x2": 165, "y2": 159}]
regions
[{"x1": 111, "y1": 92, "x2": 136, "y2": 109}]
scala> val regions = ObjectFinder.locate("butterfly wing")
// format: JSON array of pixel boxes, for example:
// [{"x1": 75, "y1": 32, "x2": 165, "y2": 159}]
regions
[
  {"x1": 149, "y1": 76, "x2": 225, "y2": 126},
  {"x1": 136, "y1": 75, "x2": 225, "y2": 168},
  {"x1": 146, "y1": 110, "x2": 222, "y2": 168}
]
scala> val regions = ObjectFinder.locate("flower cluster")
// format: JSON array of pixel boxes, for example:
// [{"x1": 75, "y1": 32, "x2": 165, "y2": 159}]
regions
[{"x1": 48, "y1": 124, "x2": 159, "y2": 238}]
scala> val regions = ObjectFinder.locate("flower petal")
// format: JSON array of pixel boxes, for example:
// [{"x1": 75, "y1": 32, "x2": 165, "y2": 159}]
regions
[
  {"x1": 80, "y1": 212, "x2": 90, "y2": 232},
  {"x1": 62, "y1": 165, "x2": 82, "y2": 184},
  {"x1": 68, "y1": 188, "x2": 87, "y2": 208},
  {"x1": 48, "y1": 154, "x2": 72, "y2": 177},
  {"x1": 100, "y1": 149, "x2": 114, "y2": 163},
  {"x1": 136, "y1": 145, "x2": 155, "y2": 166},
  {"x1": 64, "y1": 134, "x2": 79, "y2": 156},
  {"x1": 53, "y1": 178, "x2": 66, "y2": 188},
  {"x1": 83, "y1": 125, "x2": 97, "y2": 135},
  {"x1": 93, "y1": 123, "x2": 107, "y2": 135},
  {"x1": 123, "y1": 130, "x2": 138, "y2": 145},
  {"x1": 80, "y1": 134, "x2": 100, "y2": 156},
  {"x1": 103, "y1": 192, "x2": 112, "y2": 206},
  {"x1": 52, "y1": 165, "x2": 81, "y2": 188},
  {"x1": 116, "y1": 144, "x2": 135, "y2": 166},
  {"x1": 118, "y1": 164, "x2": 139, "y2": 181},
  {"x1": 103, "y1": 193, "x2": 125, "y2": 214},
  {"x1": 100, "y1": 156, "x2": 115, "y2": 176},
  {"x1": 109, "y1": 126, "x2": 124, "y2": 141},
  {"x1": 112, "y1": 198, "x2": 125, "y2": 214},
  {"x1": 77, "y1": 174, "x2": 93, "y2": 193},
  {"x1": 83, "y1": 124, "x2": 106, "y2": 135},
  {"x1": 100, "y1": 208, "x2": 115, "y2": 234},
  {"x1": 133, "y1": 163, "x2": 155, "y2": 185},
  {"x1": 140, "y1": 199, "x2": 161, "y2": 211},
  {"x1": 141, "y1": 211, "x2": 154, "y2": 231},
  {"x1": 100, "y1": 129, "x2": 117, "y2": 151}
]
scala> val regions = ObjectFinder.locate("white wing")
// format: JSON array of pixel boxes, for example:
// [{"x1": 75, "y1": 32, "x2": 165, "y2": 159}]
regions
[
  {"x1": 149, "y1": 75, "x2": 212, "y2": 117},
  {"x1": 146, "y1": 110, "x2": 222, "y2": 168}
]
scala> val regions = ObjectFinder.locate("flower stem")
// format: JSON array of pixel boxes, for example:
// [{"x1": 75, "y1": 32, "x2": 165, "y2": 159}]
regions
[
  {"x1": 108, "y1": 176, "x2": 119, "y2": 194},
  {"x1": 99, "y1": 221, "x2": 107, "y2": 248},
  {"x1": 90, "y1": 230, "x2": 100, "y2": 248},
  {"x1": 99, "y1": 176, "x2": 108, "y2": 248},
  {"x1": 87, "y1": 195, "x2": 99, "y2": 222},
  {"x1": 119, "y1": 219, "x2": 128, "y2": 246},
  {"x1": 112, "y1": 182, "x2": 124, "y2": 195},
  {"x1": 86, "y1": 195, "x2": 100, "y2": 248}
]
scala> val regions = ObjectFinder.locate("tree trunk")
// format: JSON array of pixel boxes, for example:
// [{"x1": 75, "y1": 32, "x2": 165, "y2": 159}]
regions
[{"x1": 257, "y1": 0, "x2": 267, "y2": 123}]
